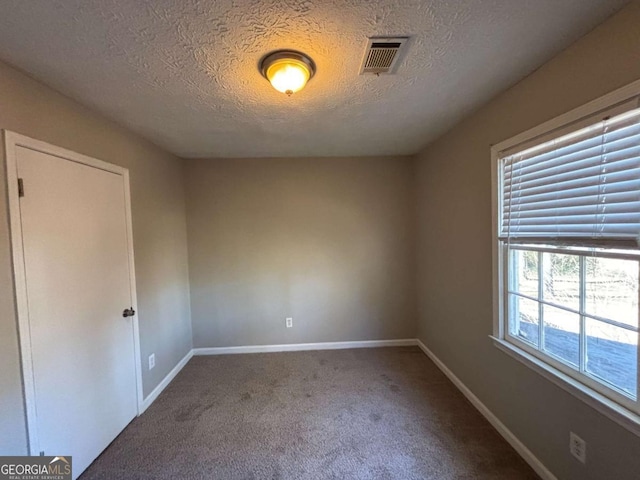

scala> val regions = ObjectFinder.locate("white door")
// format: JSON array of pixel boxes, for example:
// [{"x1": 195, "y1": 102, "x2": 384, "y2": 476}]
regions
[{"x1": 16, "y1": 146, "x2": 138, "y2": 479}]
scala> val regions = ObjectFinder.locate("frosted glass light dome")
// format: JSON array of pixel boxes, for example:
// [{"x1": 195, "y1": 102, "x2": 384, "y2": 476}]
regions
[{"x1": 260, "y1": 51, "x2": 316, "y2": 96}]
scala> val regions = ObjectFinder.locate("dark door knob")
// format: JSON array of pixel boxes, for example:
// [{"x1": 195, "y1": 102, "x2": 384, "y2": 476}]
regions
[{"x1": 123, "y1": 308, "x2": 136, "y2": 318}]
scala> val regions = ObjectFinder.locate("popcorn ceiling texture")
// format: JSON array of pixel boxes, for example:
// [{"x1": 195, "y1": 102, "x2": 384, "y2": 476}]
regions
[{"x1": 0, "y1": 0, "x2": 626, "y2": 158}]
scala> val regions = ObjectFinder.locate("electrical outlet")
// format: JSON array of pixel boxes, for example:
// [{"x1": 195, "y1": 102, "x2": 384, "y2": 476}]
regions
[
  {"x1": 148, "y1": 353, "x2": 155, "y2": 370},
  {"x1": 569, "y1": 432, "x2": 586, "y2": 464},
  {"x1": 286, "y1": 317, "x2": 293, "y2": 328}
]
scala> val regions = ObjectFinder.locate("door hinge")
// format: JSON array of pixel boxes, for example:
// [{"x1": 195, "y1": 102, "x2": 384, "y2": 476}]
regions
[{"x1": 18, "y1": 178, "x2": 24, "y2": 197}]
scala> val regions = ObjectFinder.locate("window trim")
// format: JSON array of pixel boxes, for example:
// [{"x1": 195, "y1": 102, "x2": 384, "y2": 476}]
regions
[{"x1": 491, "y1": 79, "x2": 640, "y2": 437}]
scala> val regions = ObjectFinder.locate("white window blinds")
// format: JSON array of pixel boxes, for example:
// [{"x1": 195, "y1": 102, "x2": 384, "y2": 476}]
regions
[{"x1": 500, "y1": 106, "x2": 640, "y2": 246}]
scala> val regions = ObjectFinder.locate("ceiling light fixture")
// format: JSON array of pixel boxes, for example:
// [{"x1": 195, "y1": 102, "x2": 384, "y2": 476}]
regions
[{"x1": 260, "y1": 50, "x2": 316, "y2": 96}]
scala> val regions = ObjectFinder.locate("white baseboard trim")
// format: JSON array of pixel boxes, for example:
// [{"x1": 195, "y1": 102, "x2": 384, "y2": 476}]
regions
[
  {"x1": 193, "y1": 338, "x2": 417, "y2": 356},
  {"x1": 139, "y1": 349, "x2": 193, "y2": 414},
  {"x1": 416, "y1": 339, "x2": 557, "y2": 480}
]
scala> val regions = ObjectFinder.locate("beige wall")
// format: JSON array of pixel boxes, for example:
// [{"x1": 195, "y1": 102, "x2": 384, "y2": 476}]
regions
[
  {"x1": 185, "y1": 157, "x2": 416, "y2": 347},
  {"x1": 414, "y1": 3, "x2": 640, "y2": 480},
  {"x1": 0, "y1": 61, "x2": 192, "y2": 454},
  {"x1": 3, "y1": 3, "x2": 640, "y2": 475}
]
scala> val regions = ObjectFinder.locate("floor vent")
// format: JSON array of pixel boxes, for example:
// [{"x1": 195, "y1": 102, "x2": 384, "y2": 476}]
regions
[{"x1": 360, "y1": 37, "x2": 408, "y2": 75}]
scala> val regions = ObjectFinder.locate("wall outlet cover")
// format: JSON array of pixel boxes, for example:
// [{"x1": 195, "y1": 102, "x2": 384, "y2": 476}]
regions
[
  {"x1": 286, "y1": 317, "x2": 293, "y2": 328},
  {"x1": 148, "y1": 353, "x2": 156, "y2": 370},
  {"x1": 569, "y1": 432, "x2": 586, "y2": 464}
]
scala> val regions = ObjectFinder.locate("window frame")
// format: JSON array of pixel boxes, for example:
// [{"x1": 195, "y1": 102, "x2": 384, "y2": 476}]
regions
[
  {"x1": 491, "y1": 79, "x2": 640, "y2": 437},
  {"x1": 506, "y1": 245, "x2": 639, "y2": 411}
]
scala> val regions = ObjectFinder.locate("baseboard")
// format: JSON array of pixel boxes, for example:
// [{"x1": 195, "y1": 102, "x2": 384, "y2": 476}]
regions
[
  {"x1": 193, "y1": 338, "x2": 417, "y2": 356},
  {"x1": 139, "y1": 349, "x2": 193, "y2": 414},
  {"x1": 416, "y1": 339, "x2": 557, "y2": 480}
]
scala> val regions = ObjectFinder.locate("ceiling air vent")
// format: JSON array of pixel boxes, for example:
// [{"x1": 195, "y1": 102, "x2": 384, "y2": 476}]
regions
[{"x1": 359, "y1": 37, "x2": 408, "y2": 75}]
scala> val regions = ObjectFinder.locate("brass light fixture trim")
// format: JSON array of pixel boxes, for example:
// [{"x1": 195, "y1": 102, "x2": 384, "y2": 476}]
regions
[{"x1": 259, "y1": 50, "x2": 316, "y2": 96}]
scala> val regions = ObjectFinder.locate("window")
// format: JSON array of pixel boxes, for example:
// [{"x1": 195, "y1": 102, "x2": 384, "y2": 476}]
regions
[{"x1": 492, "y1": 83, "x2": 640, "y2": 429}]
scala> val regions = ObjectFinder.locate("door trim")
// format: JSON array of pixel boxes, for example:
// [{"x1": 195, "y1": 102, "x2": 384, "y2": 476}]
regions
[{"x1": 3, "y1": 130, "x2": 144, "y2": 455}]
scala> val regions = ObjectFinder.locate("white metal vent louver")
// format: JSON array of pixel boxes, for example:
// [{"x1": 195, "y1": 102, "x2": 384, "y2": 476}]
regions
[{"x1": 359, "y1": 37, "x2": 408, "y2": 75}]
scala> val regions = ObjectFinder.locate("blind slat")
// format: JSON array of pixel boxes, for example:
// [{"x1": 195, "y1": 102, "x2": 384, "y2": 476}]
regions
[
  {"x1": 505, "y1": 196, "x2": 640, "y2": 216},
  {"x1": 505, "y1": 120, "x2": 640, "y2": 167},
  {"x1": 505, "y1": 177, "x2": 639, "y2": 205},
  {"x1": 504, "y1": 170, "x2": 640, "y2": 201},
  {"x1": 500, "y1": 107, "x2": 640, "y2": 243},
  {"x1": 504, "y1": 211, "x2": 640, "y2": 225},
  {"x1": 504, "y1": 146, "x2": 640, "y2": 185}
]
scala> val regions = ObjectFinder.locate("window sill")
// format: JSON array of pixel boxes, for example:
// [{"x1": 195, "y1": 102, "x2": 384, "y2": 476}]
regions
[{"x1": 490, "y1": 335, "x2": 640, "y2": 437}]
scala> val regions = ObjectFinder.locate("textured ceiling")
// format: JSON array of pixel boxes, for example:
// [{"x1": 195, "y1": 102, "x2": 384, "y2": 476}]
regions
[{"x1": 0, "y1": 0, "x2": 628, "y2": 158}]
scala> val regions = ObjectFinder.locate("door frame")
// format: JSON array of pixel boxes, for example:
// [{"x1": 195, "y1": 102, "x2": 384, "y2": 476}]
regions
[{"x1": 3, "y1": 130, "x2": 144, "y2": 455}]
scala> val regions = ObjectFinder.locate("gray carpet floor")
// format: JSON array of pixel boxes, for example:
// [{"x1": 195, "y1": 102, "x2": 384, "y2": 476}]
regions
[{"x1": 80, "y1": 347, "x2": 539, "y2": 479}]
